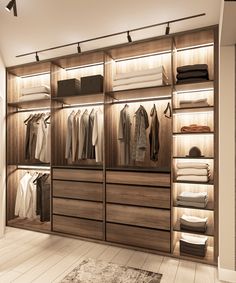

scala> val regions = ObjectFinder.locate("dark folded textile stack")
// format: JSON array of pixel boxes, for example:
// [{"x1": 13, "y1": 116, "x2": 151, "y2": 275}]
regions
[
  {"x1": 176, "y1": 64, "x2": 209, "y2": 84},
  {"x1": 180, "y1": 124, "x2": 211, "y2": 133},
  {"x1": 180, "y1": 234, "x2": 208, "y2": 257},
  {"x1": 180, "y1": 214, "x2": 208, "y2": 232}
]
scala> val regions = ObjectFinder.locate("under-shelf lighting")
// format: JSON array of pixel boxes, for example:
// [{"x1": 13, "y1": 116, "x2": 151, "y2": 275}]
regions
[
  {"x1": 64, "y1": 62, "x2": 104, "y2": 71},
  {"x1": 114, "y1": 50, "x2": 172, "y2": 62},
  {"x1": 20, "y1": 71, "x2": 50, "y2": 78},
  {"x1": 111, "y1": 95, "x2": 171, "y2": 104},
  {"x1": 17, "y1": 165, "x2": 50, "y2": 171},
  {"x1": 173, "y1": 87, "x2": 214, "y2": 94},
  {"x1": 176, "y1": 42, "x2": 214, "y2": 52}
]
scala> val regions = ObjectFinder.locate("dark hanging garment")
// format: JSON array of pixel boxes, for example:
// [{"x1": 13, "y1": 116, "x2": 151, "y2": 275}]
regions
[
  {"x1": 36, "y1": 174, "x2": 50, "y2": 222},
  {"x1": 149, "y1": 104, "x2": 160, "y2": 161},
  {"x1": 86, "y1": 108, "x2": 95, "y2": 159}
]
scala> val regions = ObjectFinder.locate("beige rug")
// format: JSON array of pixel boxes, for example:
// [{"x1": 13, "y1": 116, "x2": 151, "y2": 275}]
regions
[{"x1": 60, "y1": 258, "x2": 162, "y2": 283}]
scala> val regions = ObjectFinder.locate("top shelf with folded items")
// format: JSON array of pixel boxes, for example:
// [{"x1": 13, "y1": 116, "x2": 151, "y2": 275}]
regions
[{"x1": 8, "y1": 85, "x2": 51, "y2": 110}]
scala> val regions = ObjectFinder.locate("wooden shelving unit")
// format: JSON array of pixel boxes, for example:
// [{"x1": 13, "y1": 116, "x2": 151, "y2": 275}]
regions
[{"x1": 5, "y1": 25, "x2": 218, "y2": 265}]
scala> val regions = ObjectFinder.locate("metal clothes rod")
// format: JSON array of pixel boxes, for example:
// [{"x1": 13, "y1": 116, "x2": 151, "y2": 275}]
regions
[
  {"x1": 109, "y1": 95, "x2": 172, "y2": 105},
  {"x1": 61, "y1": 102, "x2": 104, "y2": 109},
  {"x1": 16, "y1": 13, "x2": 205, "y2": 58}
]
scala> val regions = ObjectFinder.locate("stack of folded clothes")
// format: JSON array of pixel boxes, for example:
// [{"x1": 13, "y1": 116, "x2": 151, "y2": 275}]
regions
[
  {"x1": 176, "y1": 64, "x2": 209, "y2": 84},
  {"x1": 180, "y1": 233, "x2": 208, "y2": 257},
  {"x1": 19, "y1": 85, "x2": 50, "y2": 102},
  {"x1": 112, "y1": 66, "x2": 168, "y2": 91},
  {"x1": 181, "y1": 124, "x2": 211, "y2": 133},
  {"x1": 176, "y1": 191, "x2": 208, "y2": 208},
  {"x1": 179, "y1": 98, "x2": 209, "y2": 108},
  {"x1": 176, "y1": 162, "x2": 210, "y2": 183},
  {"x1": 180, "y1": 214, "x2": 208, "y2": 232}
]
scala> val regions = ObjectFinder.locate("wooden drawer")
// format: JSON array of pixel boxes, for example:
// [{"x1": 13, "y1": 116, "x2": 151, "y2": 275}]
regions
[
  {"x1": 106, "y1": 171, "x2": 170, "y2": 187},
  {"x1": 53, "y1": 198, "x2": 103, "y2": 220},
  {"x1": 106, "y1": 223, "x2": 170, "y2": 252},
  {"x1": 53, "y1": 180, "x2": 103, "y2": 201},
  {"x1": 53, "y1": 215, "x2": 103, "y2": 240},
  {"x1": 106, "y1": 184, "x2": 170, "y2": 209},
  {"x1": 106, "y1": 204, "x2": 170, "y2": 230},
  {"x1": 53, "y1": 168, "x2": 103, "y2": 182}
]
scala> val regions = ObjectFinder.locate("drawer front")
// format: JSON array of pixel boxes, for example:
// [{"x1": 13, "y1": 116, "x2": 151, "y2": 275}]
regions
[
  {"x1": 106, "y1": 184, "x2": 170, "y2": 209},
  {"x1": 53, "y1": 198, "x2": 103, "y2": 220},
  {"x1": 106, "y1": 223, "x2": 170, "y2": 252},
  {"x1": 106, "y1": 171, "x2": 170, "y2": 187},
  {"x1": 53, "y1": 169, "x2": 103, "y2": 182},
  {"x1": 106, "y1": 204, "x2": 170, "y2": 230},
  {"x1": 53, "y1": 180, "x2": 103, "y2": 201},
  {"x1": 53, "y1": 215, "x2": 103, "y2": 240}
]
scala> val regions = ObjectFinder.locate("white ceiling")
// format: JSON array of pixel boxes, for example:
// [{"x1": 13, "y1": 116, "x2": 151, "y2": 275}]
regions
[{"x1": 0, "y1": 0, "x2": 222, "y2": 67}]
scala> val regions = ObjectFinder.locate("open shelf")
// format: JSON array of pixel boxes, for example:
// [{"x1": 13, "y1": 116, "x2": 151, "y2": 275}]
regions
[
  {"x1": 173, "y1": 156, "x2": 214, "y2": 159},
  {"x1": 174, "y1": 180, "x2": 214, "y2": 185},
  {"x1": 173, "y1": 220, "x2": 214, "y2": 236},
  {"x1": 173, "y1": 132, "x2": 214, "y2": 136},
  {"x1": 173, "y1": 242, "x2": 214, "y2": 264},
  {"x1": 8, "y1": 99, "x2": 51, "y2": 110},
  {"x1": 52, "y1": 93, "x2": 104, "y2": 106},
  {"x1": 173, "y1": 106, "x2": 214, "y2": 114},
  {"x1": 173, "y1": 200, "x2": 214, "y2": 211},
  {"x1": 173, "y1": 80, "x2": 214, "y2": 93}
]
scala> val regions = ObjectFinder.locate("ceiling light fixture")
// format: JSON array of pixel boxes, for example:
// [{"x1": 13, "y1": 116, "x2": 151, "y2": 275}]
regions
[
  {"x1": 165, "y1": 22, "x2": 170, "y2": 35},
  {"x1": 5, "y1": 0, "x2": 17, "y2": 16},
  {"x1": 77, "y1": 43, "x2": 81, "y2": 53},
  {"x1": 35, "y1": 52, "x2": 39, "y2": 62},
  {"x1": 127, "y1": 31, "x2": 132, "y2": 43}
]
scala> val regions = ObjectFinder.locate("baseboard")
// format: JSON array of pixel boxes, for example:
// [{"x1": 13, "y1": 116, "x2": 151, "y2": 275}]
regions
[{"x1": 218, "y1": 258, "x2": 236, "y2": 282}]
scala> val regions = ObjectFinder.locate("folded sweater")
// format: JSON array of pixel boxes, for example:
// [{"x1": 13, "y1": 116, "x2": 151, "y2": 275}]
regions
[
  {"x1": 177, "y1": 70, "x2": 209, "y2": 80},
  {"x1": 19, "y1": 93, "x2": 50, "y2": 102},
  {"x1": 177, "y1": 168, "x2": 209, "y2": 176},
  {"x1": 176, "y1": 175, "x2": 209, "y2": 183},
  {"x1": 21, "y1": 85, "x2": 50, "y2": 95},
  {"x1": 181, "y1": 233, "x2": 208, "y2": 245},
  {"x1": 114, "y1": 66, "x2": 166, "y2": 80},
  {"x1": 180, "y1": 214, "x2": 208, "y2": 226},
  {"x1": 177, "y1": 64, "x2": 208, "y2": 73},
  {"x1": 113, "y1": 79, "x2": 165, "y2": 91},
  {"x1": 177, "y1": 162, "x2": 209, "y2": 169},
  {"x1": 177, "y1": 191, "x2": 208, "y2": 203},
  {"x1": 176, "y1": 199, "x2": 208, "y2": 208}
]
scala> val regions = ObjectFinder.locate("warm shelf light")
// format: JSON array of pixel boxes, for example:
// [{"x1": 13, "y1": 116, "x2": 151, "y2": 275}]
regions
[{"x1": 17, "y1": 165, "x2": 50, "y2": 171}]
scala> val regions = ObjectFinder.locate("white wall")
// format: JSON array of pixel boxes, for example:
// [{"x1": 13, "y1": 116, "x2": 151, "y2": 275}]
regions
[
  {"x1": 219, "y1": 45, "x2": 236, "y2": 282},
  {"x1": 0, "y1": 52, "x2": 6, "y2": 237}
]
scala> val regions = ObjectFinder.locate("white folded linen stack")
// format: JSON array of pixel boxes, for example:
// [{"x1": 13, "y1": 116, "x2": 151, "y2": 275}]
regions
[
  {"x1": 19, "y1": 85, "x2": 50, "y2": 102},
  {"x1": 179, "y1": 98, "x2": 209, "y2": 108},
  {"x1": 180, "y1": 214, "x2": 208, "y2": 232},
  {"x1": 176, "y1": 162, "x2": 210, "y2": 183},
  {"x1": 176, "y1": 191, "x2": 208, "y2": 208},
  {"x1": 112, "y1": 66, "x2": 168, "y2": 91}
]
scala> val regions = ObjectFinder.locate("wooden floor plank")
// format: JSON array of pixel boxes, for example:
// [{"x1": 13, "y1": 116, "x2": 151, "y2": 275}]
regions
[
  {"x1": 126, "y1": 251, "x2": 148, "y2": 269},
  {"x1": 111, "y1": 248, "x2": 135, "y2": 265},
  {"x1": 174, "y1": 260, "x2": 196, "y2": 283},
  {"x1": 97, "y1": 246, "x2": 121, "y2": 262},
  {"x1": 159, "y1": 257, "x2": 179, "y2": 283},
  {"x1": 194, "y1": 263, "x2": 216, "y2": 283},
  {"x1": 142, "y1": 254, "x2": 164, "y2": 273}
]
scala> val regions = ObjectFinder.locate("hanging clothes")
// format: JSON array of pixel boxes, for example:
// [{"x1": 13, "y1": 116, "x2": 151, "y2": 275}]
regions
[
  {"x1": 92, "y1": 108, "x2": 104, "y2": 163},
  {"x1": 65, "y1": 110, "x2": 75, "y2": 159},
  {"x1": 35, "y1": 114, "x2": 50, "y2": 163},
  {"x1": 72, "y1": 110, "x2": 81, "y2": 162},
  {"x1": 78, "y1": 109, "x2": 89, "y2": 160},
  {"x1": 15, "y1": 172, "x2": 33, "y2": 218},
  {"x1": 118, "y1": 104, "x2": 131, "y2": 165},
  {"x1": 132, "y1": 105, "x2": 149, "y2": 162},
  {"x1": 86, "y1": 109, "x2": 95, "y2": 159},
  {"x1": 36, "y1": 174, "x2": 50, "y2": 222},
  {"x1": 25, "y1": 172, "x2": 38, "y2": 219},
  {"x1": 149, "y1": 104, "x2": 160, "y2": 161}
]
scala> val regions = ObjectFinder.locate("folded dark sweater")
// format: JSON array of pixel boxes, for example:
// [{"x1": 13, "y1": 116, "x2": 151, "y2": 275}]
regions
[
  {"x1": 180, "y1": 223, "x2": 207, "y2": 232},
  {"x1": 177, "y1": 70, "x2": 209, "y2": 80},
  {"x1": 177, "y1": 64, "x2": 208, "y2": 73},
  {"x1": 176, "y1": 77, "x2": 209, "y2": 84},
  {"x1": 180, "y1": 245, "x2": 206, "y2": 257}
]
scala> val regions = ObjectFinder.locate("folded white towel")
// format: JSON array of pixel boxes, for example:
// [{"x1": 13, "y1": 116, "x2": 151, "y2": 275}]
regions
[
  {"x1": 19, "y1": 93, "x2": 50, "y2": 102},
  {"x1": 21, "y1": 85, "x2": 50, "y2": 95},
  {"x1": 177, "y1": 168, "x2": 209, "y2": 176},
  {"x1": 113, "y1": 79, "x2": 165, "y2": 91},
  {"x1": 177, "y1": 175, "x2": 209, "y2": 182},
  {"x1": 181, "y1": 233, "x2": 208, "y2": 245},
  {"x1": 177, "y1": 162, "x2": 209, "y2": 169},
  {"x1": 113, "y1": 73, "x2": 168, "y2": 87},
  {"x1": 176, "y1": 199, "x2": 208, "y2": 208},
  {"x1": 114, "y1": 66, "x2": 166, "y2": 81},
  {"x1": 180, "y1": 98, "x2": 208, "y2": 104},
  {"x1": 181, "y1": 214, "x2": 208, "y2": 223},
  {"x1": 177, "y1": 191, "x2": 208, "y2": 203}
]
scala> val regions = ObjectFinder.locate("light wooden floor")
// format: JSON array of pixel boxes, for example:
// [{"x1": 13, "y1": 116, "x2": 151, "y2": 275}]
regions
[{"x1": 0, "y1": 227, "x2": 227, "y2": 283}]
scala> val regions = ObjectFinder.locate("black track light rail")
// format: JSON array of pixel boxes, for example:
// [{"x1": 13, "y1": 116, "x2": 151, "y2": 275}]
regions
[{"x1": 16, "y1": 13, "x2": 205, "y2": 60}]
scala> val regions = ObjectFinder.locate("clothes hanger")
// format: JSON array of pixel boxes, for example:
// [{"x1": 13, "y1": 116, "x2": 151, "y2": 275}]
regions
[
  {"x1": 24, "y1": 114, "x2": 33, "y2": 124},
  {"x1": 163, "y1": 102, "x2": 172, "y2": 119}
]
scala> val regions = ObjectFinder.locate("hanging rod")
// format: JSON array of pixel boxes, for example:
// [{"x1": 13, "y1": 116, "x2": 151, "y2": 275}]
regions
[
  {"x1": 109, "y1": 95, "x2": 172, "y2": 105},
  {"x1": 61, "y1": 102, "x2": 104, "y2": 109},
  {"x1": 16, "y1": 13, "x2": 205, "y2": 59}
]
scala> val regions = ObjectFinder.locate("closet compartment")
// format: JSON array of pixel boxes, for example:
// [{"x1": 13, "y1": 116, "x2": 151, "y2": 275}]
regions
[
  {"x1": 52, "y1": 167, "x2": 104, "y2": 240},
  {"x1": 7, "y1": 165, "x2": 51, "y2": 233},
  {"x1": 106, "y1": 223, "x2": 170, "y2": 252}
]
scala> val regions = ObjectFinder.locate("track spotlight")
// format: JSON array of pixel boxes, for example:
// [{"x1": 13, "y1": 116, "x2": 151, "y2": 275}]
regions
[
  {"x1": 165, "y1": 22, "x2": 170, "y2": 35},
  {"x1": 35, "y1": 52, "x2": 39, "y2": 62},
  {"x1": 127, "y1": 31, "x2": 132, "y2": 43},
  {"x1": 77, "y1": 43, "x2": 81, "y2": 53},
  {"x1": 5, "y1": 0, "x2": 17, "y2": 16}
]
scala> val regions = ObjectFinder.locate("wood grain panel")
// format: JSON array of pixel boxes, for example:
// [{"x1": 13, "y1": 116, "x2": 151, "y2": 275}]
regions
[
  {"x1": 106, "y1": 204, "x2": 170, "y2": 230},
  {"x1": 106, "y1": 184, "x2": 170, "y2": 208},
  {"x1": 53, "y1": 180, "x2": 102, "y2": 201},
  {"x1": 53, "y1": 168, "x2": 103, "y2": 182},
  {"x1": 53, "y1": 198, "x2": 103, "y2": 220},
  {"x1": 106, "y1": 171, "x2": 170, "y2": 187},
  {"x1": 106, "y1": 223, "x2": 170, "y2": 252},
  {"x1": 53, "y1": 214, "x2": 103, "y2": 239},
  {"x1": 8, "y1": 61, "x2": 51, "y2": 77}
]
